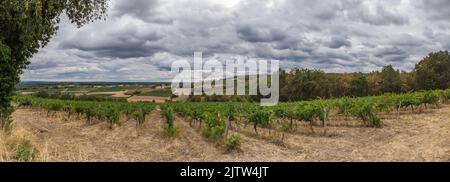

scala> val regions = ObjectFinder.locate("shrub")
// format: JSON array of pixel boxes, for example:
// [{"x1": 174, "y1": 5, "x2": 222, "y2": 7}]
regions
[
  {"x1": 161, "y1": 105, "x2": 174, "y2": 128},
  {"x1": 163, "y1": 125, "x2": 180, "y2": 137},
  {"x1": 223, "y1": 134, "x2": 241, "y2": 152},
  {"x1": 12, "y1": 139, "x2": 38, "y2": 162},
  {"x1": 350, "y1": 101, "x2": 381, "y2": 128},
  {"x1": 202, "y1": 113, "x2": 225, "y2": 141},
  {"x1": 249, "y1": 109, "x2": 273, "y2": 134}
]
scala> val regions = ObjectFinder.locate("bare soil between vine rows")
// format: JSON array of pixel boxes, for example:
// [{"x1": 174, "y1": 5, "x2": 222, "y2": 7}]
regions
[{"x1": 10, "y1": 105, "x2": 450, "y2": 162}]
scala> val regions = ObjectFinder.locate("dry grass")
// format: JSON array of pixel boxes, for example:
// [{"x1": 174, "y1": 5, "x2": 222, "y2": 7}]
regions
[
  {"x1": 8, "y1": 105, "x2": 450, "y2": 162},
  {"x1": 0, "y1": 124, "x2": 39, "y2": 162}
]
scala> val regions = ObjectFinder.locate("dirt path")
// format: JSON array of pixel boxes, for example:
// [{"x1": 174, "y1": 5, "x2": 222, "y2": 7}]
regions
[{"x1": 11, "y1": 106, "x2": 450, "y2": 161}]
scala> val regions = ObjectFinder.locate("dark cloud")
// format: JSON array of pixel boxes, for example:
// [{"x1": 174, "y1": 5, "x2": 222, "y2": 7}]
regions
[
  {"x1": 419, "y1": 0, "x2": 450, "y2": 21},
  {"x1": 113, "y1": 0, "x2": 174, "y2": 24},
  {"x1": 22, "y1": 0, "x2": 450, "y2": 81},
  {"x1": 374, "y1": 47, "x2": 406, "y2": 58},
  {"x1": 26, "y1": 60, "x2": 59, "y2": 71},
  {"x1": 327, "y1": 37, "x2": 352, "y2": 49},
  {"x1": 236, "y1": 25, "x2": 286, "y2": 43},
  {"x1": 60, "y1": 24, "x2": 165, "y2": 58},
  {"x1": 352, "y1": 5, "x2": 409, "y2": 26},
  {"x1": 114, "y1": 0, "x2": 159, "y2": 17}
]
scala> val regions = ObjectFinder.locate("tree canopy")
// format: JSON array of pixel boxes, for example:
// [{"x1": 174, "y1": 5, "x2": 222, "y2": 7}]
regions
[
  {"x1": 380, "y1": 65, "x2": 401, "y2": 93},
  {"x1": 0, "y1": 0, "x2": 108, "y2": 130},
  {"x1": 414, "y1": 51, "x2": 450, "y2": 90}
]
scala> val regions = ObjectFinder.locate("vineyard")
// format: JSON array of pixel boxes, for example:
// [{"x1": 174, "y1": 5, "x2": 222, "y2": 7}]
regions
[
  {"x1": 12, "y1": 89, "x2": 450, "y2": 153},
  {"x1": 13, "y1": 97, "x2": 156, "y2": 130},
  {"x1": 165, "y1": 89, "x2": 450, "y2": 147}
]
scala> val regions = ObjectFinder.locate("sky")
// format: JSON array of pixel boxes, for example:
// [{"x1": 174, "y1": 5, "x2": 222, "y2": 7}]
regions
[{"x1": 21, "y1": 0, "x2": 450, "y2": 82}]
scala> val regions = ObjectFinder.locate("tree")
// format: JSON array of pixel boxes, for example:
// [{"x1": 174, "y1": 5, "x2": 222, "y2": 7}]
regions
[
  {"x1": 367, "y1": 71, "x2": 381, "y2": 95},
  {"x1": 278, "y1": 68, "x2": 288, "y2": 101},
  {"x1": 400, "y1": 71, "x2": 414, "y2": 92},
  {"x1": 281, "y1": 68, "x2": 329, "y2": 101},
  {"x1": 380, "y1": 65, "x2": 401, "y2": 93},
  {"x1": 350, "y1": 73, "x2": 369, "y2": 97},
  {"x1": 0, "y1": 0, "x2": 108, "y2": 130},
  {"x1": 414, "y1": 51, "x2": 450, "y2": 90},
  {"x1": 327, "y1": 73, "x2": 353, "y2": 98}
]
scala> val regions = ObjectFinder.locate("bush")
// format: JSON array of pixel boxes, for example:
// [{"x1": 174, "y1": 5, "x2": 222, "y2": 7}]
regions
[
  {"x1": 161, "y1": 106, "x2": 180, "y2": 137},
  {"x1": 202, "y1": 112, "x2": 226, "y2": 141},
  {"x1": 202, "y1": 124, "x2": 225, "y2": 141},
  {"x1": 223, "y1": 134, "x2": 241, "y2": 152},
  {"x1": 161, "y1": 105, "x2": 174, "y2": 128},
  {"x1": 163, "y1": 125, "x2": 180, "y2": 137},
  {"x1": 12, "y1": 139, "x2": 38, "y2": 162},
  {"x1": 350, "y1": 101, "x2": 381, "y2": 128},
  {"x1": 249, "y1": 109, "x2": 273, "y2": 134}
]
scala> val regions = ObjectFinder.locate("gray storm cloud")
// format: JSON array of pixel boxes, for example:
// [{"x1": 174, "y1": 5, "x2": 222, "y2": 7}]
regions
[{"x1": 22, "y1": 0, "x2": 450, "y2": 81}]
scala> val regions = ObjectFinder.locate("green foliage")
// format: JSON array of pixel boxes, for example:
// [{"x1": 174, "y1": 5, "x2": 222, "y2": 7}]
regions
[
  {"x1": 0, "y1": 0, "x2": 109, "y2": 132},
  {"x1": 0, "y1": 42, "x2": 17, "y2": 131},
  {"x1": 105, "y1": 104, "x2": 120, "y2": 129},
  {"x1": 33, "y1": 91, "x2": 127, "y2": 102},
  {"x1": 12, "y1": 139, "x2": 39, "y2": 162},
  {"x1": 414, "y1": 51, "x2": 450, "y2": 90},
  {"x1": 160, "y1": 105, "x2": 180, "y2": 137},
  {"x1": 14, "y1": 96, "x2": 156, "y2": 129},
  {"x1": 349, "y1": 101, "x2": 381, "y2": 128},
  {"x1": 249, "y1": 109, "x2": 273, "y2": 134},
  {"x1": 226, "y1": 105, "x2": 236, "y2": 121},
  {"x1": 280, "y1": 68, "x2": 329, "y2": 101},
  {"x1": 335, "y1": 97, "x2": 352, "y2": 117},
  {"x1": 131, "y1": 108, "x2": 147, "y2": 127},
  {"x1": 295, "y1": 103, "x2": 326, "y2": 123},
  {"x1": 443, "y1": 89, "x2": 450, "y2": 100},
  {"x1": 202, "y1": 113, "x2": 226, "y2": 141},
  {"x1": 350, "y1": 73, "x2": 369, "y2": 97},
  {"x1": 163, "y1": 125, "x2": 180, "y2": 137},
  {"x1": 380, "y1": 65, "x2": 401, "y2": 93},
  {"x1": 422, "y1": 91, "x2": 439, "y2": 106},
  {"x1": 139, "y1": 89, "x2": 173, "y2": 97},
  {"x1": 161, "y1": 105, "x2": 175, "y2": 129},
  {"x1": 166, "y1": 88, "x2": 450, "y2": 131},
  {"x1": 224, "y1": 134, "x2": 241, "y2": 152}
]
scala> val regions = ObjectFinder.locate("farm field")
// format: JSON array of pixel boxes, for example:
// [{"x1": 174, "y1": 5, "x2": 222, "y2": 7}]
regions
[
  {"x1": 16, "y1": 82, "x2": 173, "y2": 102},
  {"x1": 8, "y1": 104, "x2": 450, "y2": 162},
  {"x1": 4, "y1": 89, "x2": 450, "y2": 162}
]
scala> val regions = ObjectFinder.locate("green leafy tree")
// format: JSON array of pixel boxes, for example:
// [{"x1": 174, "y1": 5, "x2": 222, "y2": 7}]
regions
[
  {"x1": 380, "y1": 65, "x2": 401, "y2": 93},
  {"x1": 414, "y1": 51, "x2": 450, "y2": 90},
  {"x1": 0, "y1": 0, "x2": 108, "y2": 130},
  {"x1": 350, "y1": 73, "x2": 369, "y2": 97},
  {"x1": 281, "y1": 68, "x2": 329, "y2": 101},
  {"x1": 0, "y1": 43, "x2": 16, "y2": 131}
]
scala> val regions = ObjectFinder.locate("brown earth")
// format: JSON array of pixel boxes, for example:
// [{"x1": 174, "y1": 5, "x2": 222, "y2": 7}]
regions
[
  {"x1": 8, "y1": 105, "x2": 450, "y2": 162},
  {"x1": 127, "y1": 96, "x2": 169, "y2": 103},
  {"x1": 87, "y1": 91, "x2": 130, "y2": 98}
]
